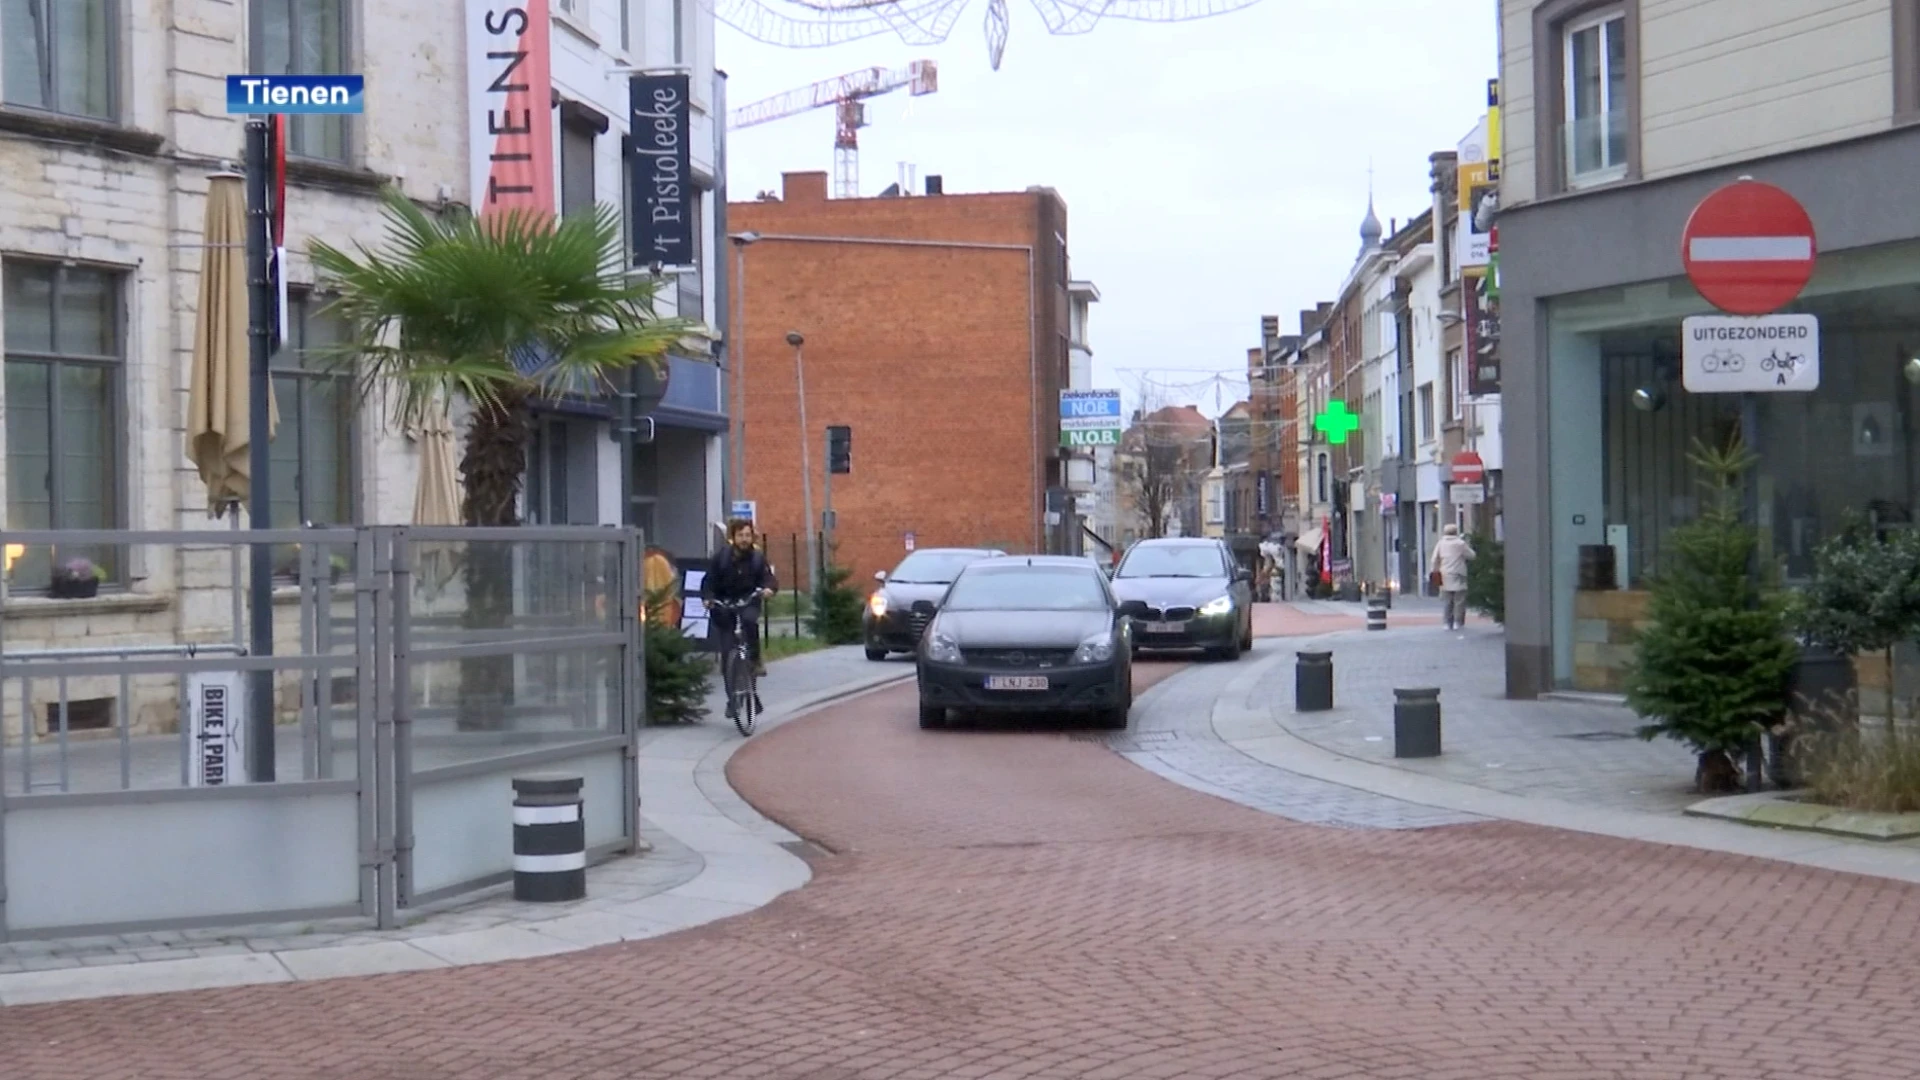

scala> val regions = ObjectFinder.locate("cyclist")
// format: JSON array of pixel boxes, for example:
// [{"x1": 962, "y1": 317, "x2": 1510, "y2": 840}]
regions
[{"x1": 701, "y1": 518, "x2": 777, "y2": 718}]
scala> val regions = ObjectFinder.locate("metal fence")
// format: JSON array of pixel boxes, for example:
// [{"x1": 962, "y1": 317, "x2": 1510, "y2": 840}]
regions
[{"x1": 0, "y1": 525, "x2": 642, "y2": 941}]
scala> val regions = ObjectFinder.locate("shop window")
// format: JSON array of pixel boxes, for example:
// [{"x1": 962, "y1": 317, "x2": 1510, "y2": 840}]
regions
[
  {"x1": 269, "y1": 291, "x2": 357, "y2": 576},
  {"x1": 2, "y1": 0, "x2": 117, "y2": 121},
  {"x1": 1534, "y1": 0, "x2": 1639, "y2": 194},
  {"x1": 251, "y1": 0, "x2": 351, "y2": 162},
  {"x1": 3, "y1": 258, "x2": 125, "y2": 589}
]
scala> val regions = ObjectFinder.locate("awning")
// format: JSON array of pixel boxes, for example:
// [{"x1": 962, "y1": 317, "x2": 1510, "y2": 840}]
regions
[{"x1": 1294, "y1": 528, "x2": 1324, "y2": 555}]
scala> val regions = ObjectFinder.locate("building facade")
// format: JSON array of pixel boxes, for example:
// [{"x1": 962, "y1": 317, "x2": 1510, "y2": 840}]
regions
[
  {"x1": 0, "y1": 0, "x2": 721, "y2": 740},
  {"x1": 1497, "y1": 0, "x2": 1920, "y2": 696},
  {"x1": 728, "y1": 171, "x2": 1075, "y2": 587}
]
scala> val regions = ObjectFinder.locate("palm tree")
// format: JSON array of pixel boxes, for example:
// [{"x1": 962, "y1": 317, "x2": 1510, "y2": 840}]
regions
[
  {"x1": 311, "y1": 188, "x2": 699, "y2": 728},
  {"x1": 311, "y1": 188, "x2": 697, "y2": 524}
]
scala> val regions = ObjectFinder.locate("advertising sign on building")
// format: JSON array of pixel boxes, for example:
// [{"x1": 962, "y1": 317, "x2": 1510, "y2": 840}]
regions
[
  {"x1": 1464, "y1": 275, "x2": 1501, "y2": 397},
  {"x1": 1059, "y1": 389, "x2": 1123, "y2": 447},
  {"x1": 628, "y1": 73, "x2": 695, "y2": 268},
  {"x1": 187, "y1": 672, "x2": 247, "y2": 787},
  {"x1": 1456, "y1": 81, "x2": 1500, "y2": 277},
  {"x1": 730, "y1": 500, "x2": 757, "y2": 524},
  {"x1": 466, "y1": 1, "x2": 554, "y2": 218}
]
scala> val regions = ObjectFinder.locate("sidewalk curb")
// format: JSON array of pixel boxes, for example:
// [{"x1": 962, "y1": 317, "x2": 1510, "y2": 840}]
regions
[
  {"x1": 1206, "y1": 642, "x2": 1920, "y2": 886},
  {"x1": 0, "y1": 663, "x2": 917, "y2": 1008}
]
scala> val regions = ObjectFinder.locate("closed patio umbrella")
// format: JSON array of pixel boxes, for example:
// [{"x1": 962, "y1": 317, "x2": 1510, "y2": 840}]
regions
[
  {"x1": 186, "y1": 173, "x2": 278, "y2": 516},
  {"x1": 411, "y1": 397, "x2": 463, "y2": 595}
]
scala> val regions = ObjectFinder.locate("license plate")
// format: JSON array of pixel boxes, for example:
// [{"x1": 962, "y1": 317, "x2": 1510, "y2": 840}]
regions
[
  {"x1": 984, "y1": 675, "x2": 1049, "y2": 691},
  {"x1": 1142, "y1": 621, "x2": 1186, "y2": 634}
]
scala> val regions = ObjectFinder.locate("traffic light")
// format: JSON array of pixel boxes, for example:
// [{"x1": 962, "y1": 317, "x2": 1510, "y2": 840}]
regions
[{"x1": 827, "y1": 425, "x2": 851, "y2": 475}]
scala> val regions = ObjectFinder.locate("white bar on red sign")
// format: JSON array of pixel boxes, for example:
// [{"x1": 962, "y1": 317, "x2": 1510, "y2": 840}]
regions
[{"x1": 1687, "y1": 237, "x2": 1813, "y2": 262}]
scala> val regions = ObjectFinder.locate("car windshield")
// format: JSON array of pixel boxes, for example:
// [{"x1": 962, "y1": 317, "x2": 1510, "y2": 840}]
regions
[
  {"x1": 886, "y1": 551, "x2": 987, "y2": 584},
  {"x1": 942, "y1": 567, "x2": 1110, "y2": 611},
  {"x1": 1115, "y1": 545, "x2": 1226, "y2": 579}
]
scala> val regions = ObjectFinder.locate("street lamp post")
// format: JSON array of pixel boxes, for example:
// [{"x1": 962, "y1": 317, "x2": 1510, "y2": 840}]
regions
[
  {"x1": 728, "y1": 231, "x2": 761, "y2": 507},
  {"x1": 788, "y1": 331, "x2": 818, "y2": 596}
]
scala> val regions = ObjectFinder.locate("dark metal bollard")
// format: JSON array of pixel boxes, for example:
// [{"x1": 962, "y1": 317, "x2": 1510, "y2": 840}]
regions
[
  {"x1": 513, "y1": 774, "x2": 587, "y2": 903},
  {"x1": 1393, "y1": 688, "x2": 1442, "y2": 758},
  {"x1": 1366, "y1": 597, "x2": 1387, "y2": 631},
  {"x1": 1295, "y1": 651, "x2": 1334, "y2": 712}
]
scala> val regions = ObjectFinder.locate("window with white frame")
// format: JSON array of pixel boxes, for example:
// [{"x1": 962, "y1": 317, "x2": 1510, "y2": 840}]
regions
[
  {"x1": 3, "y1": 259, "x2": 125, "y2": 589},
  {"x1": 2, "y1": 0, "x2": 117, "y2": 120},
  {"x1": 251, "y1": 0, "x2": 351, "y2": 161},
  {"x1": 1417, "y1": 383, "x2": 1435, "y2": 443},
  {"x1": 1563, "y1": 8, "x2": 1628, "y2": 184}
]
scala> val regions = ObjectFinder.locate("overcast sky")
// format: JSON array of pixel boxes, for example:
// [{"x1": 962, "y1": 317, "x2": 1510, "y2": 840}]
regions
[{"x1": 717, "y1": 0, "x2": 1498, "y2": 418}]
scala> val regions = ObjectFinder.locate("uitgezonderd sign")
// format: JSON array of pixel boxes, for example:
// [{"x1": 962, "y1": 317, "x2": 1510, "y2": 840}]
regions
[{"x1": 628, "y1": 73, "x2": 694, "y2": 268}]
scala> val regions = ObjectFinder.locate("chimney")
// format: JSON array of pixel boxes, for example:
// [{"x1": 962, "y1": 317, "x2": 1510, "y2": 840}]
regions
[
  {"x1": 781, "y1": 171, "x2": 829, "y2": 204},
  {"x1": 925, "y1": 174, "x2": 943, "y2": 195}
]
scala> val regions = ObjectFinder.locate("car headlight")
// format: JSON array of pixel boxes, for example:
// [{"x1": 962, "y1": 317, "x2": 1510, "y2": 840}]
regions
[
  {"x1": 924, "y1": 629, "x2": 962, "y2": 664},
  {"x1": 1198, "y1": 595, "x2": 1233, "y2": 617},
  {"x1": 1072, "y1": 633, "x2": 1115, "y2": 664},
  {"x1": 868, "y1": 592, "x2": 888, "y2": 617}
]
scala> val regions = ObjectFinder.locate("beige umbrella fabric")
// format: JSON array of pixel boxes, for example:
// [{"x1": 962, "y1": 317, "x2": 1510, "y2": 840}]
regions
[
  {"x1": 410, "y1": 398, "x2": 464, "y2": 596},
  {"x1": 186, "y1": 174, "x2": 278, "y2": 516}
]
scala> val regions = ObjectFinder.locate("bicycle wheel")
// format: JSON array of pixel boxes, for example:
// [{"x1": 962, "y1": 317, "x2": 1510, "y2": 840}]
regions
[{"x1": 733, "y1": 648, "x2": 757, "y2": 736}]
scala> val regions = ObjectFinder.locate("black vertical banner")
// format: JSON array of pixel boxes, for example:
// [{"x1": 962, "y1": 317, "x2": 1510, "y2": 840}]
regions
[{"x1": 628, "y1": 73, "x2": 694, "y2": 268}]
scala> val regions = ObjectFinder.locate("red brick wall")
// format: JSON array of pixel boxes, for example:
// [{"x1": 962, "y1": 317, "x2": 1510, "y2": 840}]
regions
[{"x1": 728, "y1": 175, "x2": 1070, "y2": 590}]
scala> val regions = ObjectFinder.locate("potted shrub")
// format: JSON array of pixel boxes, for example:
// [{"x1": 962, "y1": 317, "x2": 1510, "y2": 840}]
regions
[
  {"x1": 50, "y1": 556, "x2": 106, "y2": 599},
  {"x1": 1626, "y1": 437, "x2": 1797, "y2": 793},
  {"x1": 329, "y1": 554, "x2": 351, "y2": 583}
]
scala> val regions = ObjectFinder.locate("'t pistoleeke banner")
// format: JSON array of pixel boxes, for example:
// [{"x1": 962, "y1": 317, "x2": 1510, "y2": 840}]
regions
[
  {"x1": 628, "y1": 72, "x2": 695, "y2": 268},
  {"x1": 467, "y1": 1, "x2": 555, "y2": 219}
]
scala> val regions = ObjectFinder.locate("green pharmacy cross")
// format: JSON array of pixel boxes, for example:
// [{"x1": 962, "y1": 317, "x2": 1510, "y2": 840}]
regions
[{"x1": 1314, "y1": 401, "x2": 1361, "y2": 445}]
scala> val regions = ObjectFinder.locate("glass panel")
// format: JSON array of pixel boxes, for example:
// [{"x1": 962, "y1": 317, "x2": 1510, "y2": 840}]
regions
[
  {"x1": 1568, "y1": 24, "x2": 1603, "y2": 176},
  {"x1": 3, "y1": 260, "x2": 54, "y2": 353},
  {"x1": 561, "y1": 125, "x2": 596, "y2": 217},
  {"x1": 1, "y1": 0, "x2": 49, "y2": 108},
  {"x1": 304, "y1": 375, "x2": 348, "y2": 525},
  {"x1": 1605, "y1": 17, "x2": 1628, "y2": 169},
  {"x1": 5, "y1": 360, "x2": 53, "y2": 522},
  {"x1": 56, "y1": 363, "x2": 110, "y2": 530},
  {"x1": 52, "y1": 0, "x2": 111, "y2": 120},
  {"x1": 302, "y1": 302, "x2": 348, "y2": 370},
  {"x1": 269, "y1": 373, "x2": 303, "y2": 529},
  {"x1": 294, "y1": 0, "x2": 344, "y2": 73},
  {"x1": 56, "y1": 266, "x2": 115, "y2": 356}
]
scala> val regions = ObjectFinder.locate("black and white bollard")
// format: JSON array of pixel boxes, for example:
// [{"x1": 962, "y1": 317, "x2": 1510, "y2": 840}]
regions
[
  {"x1": 1366, "y1": 596, "x2": 1387, "y2": 631},
  {"x1": 513, "y1": 774, "x2": 586, "y2": 903},
  {"x1": 1392, "y1": 688, "x2": 1442, "y2": 758},
  {"x1": 1295, "y1": 651, "x2": 1334, "y2": 712}
]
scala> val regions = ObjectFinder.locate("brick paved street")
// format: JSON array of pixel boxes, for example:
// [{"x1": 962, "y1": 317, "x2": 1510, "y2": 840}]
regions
[{"x1": 6, "y1": 640, "x2": 1920, "y2": 1079}]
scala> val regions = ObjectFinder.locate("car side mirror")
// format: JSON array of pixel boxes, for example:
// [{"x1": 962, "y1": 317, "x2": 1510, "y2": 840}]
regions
[{"x1": 874, "y1": 570, "x2": 887, "y2": 582}]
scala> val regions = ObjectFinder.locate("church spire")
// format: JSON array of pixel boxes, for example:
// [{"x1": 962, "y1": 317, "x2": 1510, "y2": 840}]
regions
[{"x1": 1359, "y1": 162, "x2": 1383, "y2": 253}]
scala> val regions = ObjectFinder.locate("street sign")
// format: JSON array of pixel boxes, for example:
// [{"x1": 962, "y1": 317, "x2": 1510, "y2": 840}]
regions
[
  {"x1": 1681, "y1": 179, "x2": 1817, "y2": 316},
  {"x1": 904, "y1": 531, "x2": 915, "y2": 552},
  {"x1": 1449, "y1": 483, "x2": 1486, "y2": 506},
  {"x1": 729, "y1": 499, "x2": 756, "y2": 523},
  {"x1": 1449, "y1": 450, "x2": 1485, "y2": 485},
  {"x1": 1313, "y1": 401, "x2": 1360, "y2": 445},
  {"x1": 1060, "y1": 389, "x2": 1122, "y2": 448},
  {"x1": 1681, "y1": 314, "x2": 1820, "y2": 393},
  {"x1": 187, "y1": 672, "x2": 247, "y2": 787}
]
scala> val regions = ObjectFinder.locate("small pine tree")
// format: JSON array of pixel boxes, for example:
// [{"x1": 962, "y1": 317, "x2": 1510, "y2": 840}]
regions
[
  {"x1": 1626, "y1": 436, "x2": 1796, "y2": 793},
  {"x1": 1466, "y1": 531, "x2": 1505, "y2": 623},
  {"x1": 809, "y1": 560, "x2": 865, "y2": 645},
  {"x1": 643, "y1": 584, "x2": 711, "y2": 725}
]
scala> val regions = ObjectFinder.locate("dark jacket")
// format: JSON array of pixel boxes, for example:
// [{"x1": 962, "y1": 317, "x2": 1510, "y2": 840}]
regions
[{"x1": 701, "y1": 543, "x2": 777, "y2": 604}]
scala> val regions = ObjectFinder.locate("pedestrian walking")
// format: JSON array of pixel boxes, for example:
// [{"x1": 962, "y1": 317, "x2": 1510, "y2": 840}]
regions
[{"x1": 1428, "y1": 524, "x2": 1476, "y2": 631}]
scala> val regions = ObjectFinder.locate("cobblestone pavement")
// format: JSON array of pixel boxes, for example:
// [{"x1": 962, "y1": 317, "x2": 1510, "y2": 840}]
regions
[
  {"x1": 1266, "y1": 624, "x2": 1708, "y2": 813},
  {"x1": 9, "y1": 656, "x2": 1920, "y2": 1078}
]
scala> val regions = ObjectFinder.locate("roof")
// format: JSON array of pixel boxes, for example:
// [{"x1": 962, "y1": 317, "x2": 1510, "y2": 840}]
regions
[
  {"x1": 907, "y1": 547, "x2": 1003, "y2": 556},
  {"x1": 974, "y1": 555, "x2": 1105, "y2": 570},
  {"x1": 1068, "y1": 280, "x2": 1101, "y2": 301},
  {"x1": 1127, "y1": 537, "x2": 1221, "y2": 548}
]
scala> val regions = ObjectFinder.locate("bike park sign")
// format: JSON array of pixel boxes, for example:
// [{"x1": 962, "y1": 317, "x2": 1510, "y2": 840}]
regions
[
  {"x1": 1681, "y1": 314, "x2": 1820, "y2": 393},
  {"x1": 1678, "y1": 178, "x2": 1820, "y2": 394},
  {"x1": 1060, "y1": 389, "x2": 1123, "y2": 447}
]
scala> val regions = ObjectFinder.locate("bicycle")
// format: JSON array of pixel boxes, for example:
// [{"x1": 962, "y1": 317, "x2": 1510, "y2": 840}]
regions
[{"x1": 709, "y1": 596, "x2": 765, "y2": 736}]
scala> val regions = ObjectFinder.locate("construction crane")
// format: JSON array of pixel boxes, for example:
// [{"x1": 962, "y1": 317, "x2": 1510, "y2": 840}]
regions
[{"x1": 729, "y1": 61, "x2": 938, "y2": 199}]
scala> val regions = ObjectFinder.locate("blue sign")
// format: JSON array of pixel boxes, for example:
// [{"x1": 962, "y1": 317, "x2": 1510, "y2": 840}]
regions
[
  {"x1": 226, "y1": 75, "x2": 364, "y2": 115},
  {"x1": 1059, "y1": 389, "x2": 1123, "y2": 448}
]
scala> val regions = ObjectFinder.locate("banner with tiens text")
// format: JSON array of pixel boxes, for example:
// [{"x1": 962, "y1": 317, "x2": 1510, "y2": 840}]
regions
[{"x1": 467, "y1": 1, "x2": 555, "y2": 218}]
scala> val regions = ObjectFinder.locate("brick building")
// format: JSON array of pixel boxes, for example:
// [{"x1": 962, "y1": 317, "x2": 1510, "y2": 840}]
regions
[{"x1": 728, "y1": 171, "x2": 1074, "y2": 588}]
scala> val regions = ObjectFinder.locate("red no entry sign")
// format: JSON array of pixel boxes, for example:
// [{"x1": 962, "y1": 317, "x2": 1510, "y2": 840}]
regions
[
  {"x1": 1680, "y1": 179, "x2": 1817, "y2": 316},
  {"x1": 1450, "y1": 450, "x2": 1484, "y2": 485}
]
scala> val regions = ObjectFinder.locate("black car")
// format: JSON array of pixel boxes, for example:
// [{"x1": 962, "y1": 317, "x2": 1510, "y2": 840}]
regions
[
  {"x1": 1108, "y1": 537, "x2": 1255, "y2": 660},
  {"x1": 863, "y1": 547, "x2": 1005, "y2": 660},
  {"x1": 915, "y1": 556, "x2": 1133, "y2": 730}
]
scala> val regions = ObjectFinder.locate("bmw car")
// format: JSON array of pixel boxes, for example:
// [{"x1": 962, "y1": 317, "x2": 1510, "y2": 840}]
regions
[
  {"x1": 863, "y1": 547, "x2": 1004, "y2": 660},
  {"x1": 1109, "y1": 537, "x2": 1254, "y2": 660},
  {"x1": 915, "y1": 556, "x2": 1133, "y2": 730}
]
